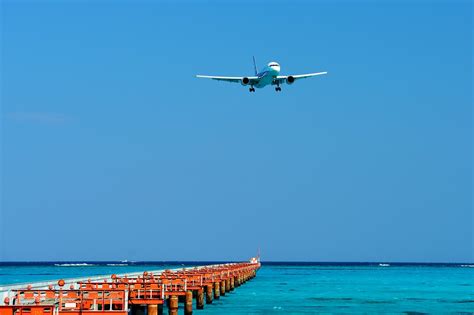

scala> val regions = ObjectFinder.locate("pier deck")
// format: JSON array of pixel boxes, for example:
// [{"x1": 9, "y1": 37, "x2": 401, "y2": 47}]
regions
[{"x1": 0, "y1": 262, "x2": 260, "y2": 315}]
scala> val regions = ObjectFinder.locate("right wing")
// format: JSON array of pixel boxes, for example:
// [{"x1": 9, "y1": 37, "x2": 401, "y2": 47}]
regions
[
  {"x1": 274, "y1": 72, "x2": 328, "y2": 85},
  {"x1": 196, "y1": 75, "x2": 259, "y2": 85}
]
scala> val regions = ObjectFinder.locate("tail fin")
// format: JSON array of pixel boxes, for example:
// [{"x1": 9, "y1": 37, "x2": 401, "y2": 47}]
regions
[{"x1": 253, "y1": 56, "x2": 258, "y2": 75}]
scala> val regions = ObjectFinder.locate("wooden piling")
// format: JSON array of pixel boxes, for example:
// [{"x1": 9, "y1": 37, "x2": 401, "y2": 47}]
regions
[
  {"x1": 184, "y1": 291, "x2": 193, "y2": 315},
  {"x1": 196, "y1": 289, "x2": 204, "y2": 309},
  {"x1": 214, "y1": 281, "x2": 220, "y2": 299},
  {"x1": 168, "y1": 296, "x2": 178, "y2": 315},
  {"x1": 226, "y1": 278, "x2": 231, "y2": 292},
  {"x1": 230, "y1": 277, "x2": 234, "y2": 290}
]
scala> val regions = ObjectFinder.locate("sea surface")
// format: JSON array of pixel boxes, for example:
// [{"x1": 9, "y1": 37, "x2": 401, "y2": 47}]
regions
[{"x1": 1, "y1": 262, "x2": 473, "y2": 313}]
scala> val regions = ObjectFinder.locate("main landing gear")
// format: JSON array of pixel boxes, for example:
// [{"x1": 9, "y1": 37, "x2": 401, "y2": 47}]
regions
[
  {"x1": 249, "y1": 87, "x2": 255, "y2": 92},
  {"x1": 274, "y1": 81, "x2": 282, "y2": 92}
]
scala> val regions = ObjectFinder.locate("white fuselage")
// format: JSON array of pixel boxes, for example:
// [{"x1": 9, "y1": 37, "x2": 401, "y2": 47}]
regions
[{"x1": 254, "y1": 62, "x2": 281, "y2": 88}]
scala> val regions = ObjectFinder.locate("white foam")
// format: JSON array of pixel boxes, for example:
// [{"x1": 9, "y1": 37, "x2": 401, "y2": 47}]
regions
[{"x1": 54, "y1": 263, "x2": 95, "y2": 267}]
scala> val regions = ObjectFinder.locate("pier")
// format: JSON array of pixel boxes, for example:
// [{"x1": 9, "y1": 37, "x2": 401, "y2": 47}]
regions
[{"x1": 0, "y1": 262, "x2": 260, "y2": 315}]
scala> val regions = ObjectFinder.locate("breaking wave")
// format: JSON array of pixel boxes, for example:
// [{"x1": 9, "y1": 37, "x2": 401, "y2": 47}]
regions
[{"x1": 54, "y1": 263, "x2": 95, "y2": 267}]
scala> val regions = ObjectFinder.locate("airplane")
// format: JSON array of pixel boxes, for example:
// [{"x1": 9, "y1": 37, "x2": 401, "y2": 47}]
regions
[{"x1": 196, "y1": 57, "x2": 327, "y2": 92}]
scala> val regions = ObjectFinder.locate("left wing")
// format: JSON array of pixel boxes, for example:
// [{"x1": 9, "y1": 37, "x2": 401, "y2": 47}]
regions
[
  {"x1": 274, "y1": 72, "x2": 327, "y2": 85},
  {"x1": 196, "y1": 75, "x2": 259, "y2": 85}
]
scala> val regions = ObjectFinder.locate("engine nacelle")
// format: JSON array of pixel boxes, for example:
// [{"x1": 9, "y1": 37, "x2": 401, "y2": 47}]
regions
[
  {"x1": 286, "y1": 76, "x2": 295, "y2": 85},
  {"x1": 241, "y1": 77, "x2": 250, "y2": 86}
]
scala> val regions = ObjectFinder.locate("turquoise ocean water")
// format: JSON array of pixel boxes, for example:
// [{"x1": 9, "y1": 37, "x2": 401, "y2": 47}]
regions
[{"x1": 1, "y1": 262, "x2": 473, "y2": 313}]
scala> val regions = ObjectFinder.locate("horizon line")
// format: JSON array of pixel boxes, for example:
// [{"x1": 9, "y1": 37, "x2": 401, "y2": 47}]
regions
[{"x1": 0, "y1": 260, "x2": 472, "y2": 264}]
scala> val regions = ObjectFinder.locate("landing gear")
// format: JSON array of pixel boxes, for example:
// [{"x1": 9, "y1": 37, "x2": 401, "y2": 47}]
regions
[
  {"x1": 274, "y1": 81, "x2": 282, "y2": 92},
  {"x1": 249, "y1": 87, "x2": 255, "y2": 92}
]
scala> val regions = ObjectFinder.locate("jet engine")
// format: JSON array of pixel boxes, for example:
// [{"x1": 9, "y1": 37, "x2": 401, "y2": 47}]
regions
[
  {"x1": 286, "y1": 76, "x2": 295, "y2": 85},
  {"x1": 241, "y1": 77, "x2": 250, "y2": 86}
]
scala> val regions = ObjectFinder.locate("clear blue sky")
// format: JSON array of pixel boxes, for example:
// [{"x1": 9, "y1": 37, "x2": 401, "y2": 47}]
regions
[{"x1": 1, "y1": 0, "x2": 472, "y2": 262}]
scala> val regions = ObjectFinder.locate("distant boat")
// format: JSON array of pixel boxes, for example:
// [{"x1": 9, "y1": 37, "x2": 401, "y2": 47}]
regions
[{"x1": 379, "y1": 263, "x2": 390, "y2": 267}]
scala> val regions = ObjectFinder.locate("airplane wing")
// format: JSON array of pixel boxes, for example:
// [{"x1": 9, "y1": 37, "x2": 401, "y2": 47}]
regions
[
  {"x1": 274, "y1": 72, "x2": 327, "y2": 85},
  {"x1": 196, "y1": 75, "x2": 259, "y2": 85}
]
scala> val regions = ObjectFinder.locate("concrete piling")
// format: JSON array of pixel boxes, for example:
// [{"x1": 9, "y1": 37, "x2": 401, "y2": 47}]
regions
[
  {"x1": 147, "y1": 305, "x2": 158, "y2": 315},
  {"x1": 196, "y1": 289, "x2": 204, "y2": 309},
  {"x1": 206, "y1": 285, "x2": 213, "y2": 304},
  {"x1": 168, "y1": 296, "x2": 178, "y2": 315},
  {"x1": 214, "y1": 281, "x2": 220, "y2": 299},
  {"x1": 131, "y1": 305, "x2": 146, "y2": 315},
  {"x1": 220, "y1": 280, "x2": 225, "y2": 296},
  {"x1": 184, "y1": 291, "x2": 193, "y2": 315}
]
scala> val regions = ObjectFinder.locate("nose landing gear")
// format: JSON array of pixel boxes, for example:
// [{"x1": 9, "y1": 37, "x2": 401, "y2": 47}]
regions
[
  {"x1": 249, "y1": 87, "x2": 255, "y2": 92},
  {"x1": 275, "y1": 87, "x2": 281, "y2": 92}
]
